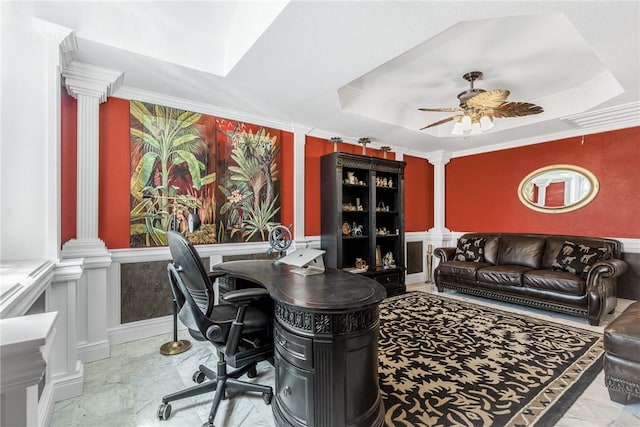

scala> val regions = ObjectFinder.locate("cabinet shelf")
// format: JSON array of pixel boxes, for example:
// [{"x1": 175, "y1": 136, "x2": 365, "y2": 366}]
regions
[
  {"x1": 342, "y1": 235, "x2": 369, "y2": 240},
  {"x1": 321, "y1": 152, "x2": 406, "y2": 296}
]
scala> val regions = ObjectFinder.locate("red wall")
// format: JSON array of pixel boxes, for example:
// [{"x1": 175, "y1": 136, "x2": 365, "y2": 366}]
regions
[
  {"x1": 62, "y1": 93, "x2": 638, "y2": 245},
  {"x1": 446, "y1": 127, "x2": 640, "y2": 238},
  {"x1": 404, "y1": 155, "x2": 433, "y2": 232},
  {"x1": 61, "y1": 95, "x2": 294, "y2": 248},
  {"x1": 304, "y1": 137, "x2": 398, "y2": 236},
  {"x1": 61, "y1": 92, "x2": 77, "y2": 245}
]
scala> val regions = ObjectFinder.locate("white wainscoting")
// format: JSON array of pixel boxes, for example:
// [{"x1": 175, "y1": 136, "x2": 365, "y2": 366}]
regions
[{"x1": 106, "y1": 237, "x2": 322, "y2": 346}]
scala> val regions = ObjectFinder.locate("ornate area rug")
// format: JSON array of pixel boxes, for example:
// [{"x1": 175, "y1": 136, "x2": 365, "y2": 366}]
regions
[{"x1": 378, "y1": 292, "x2": 604, "y2": 427}]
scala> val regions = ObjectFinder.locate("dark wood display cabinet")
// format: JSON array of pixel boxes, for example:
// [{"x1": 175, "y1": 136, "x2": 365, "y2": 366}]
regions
[{"x1": 320, "y1": 152, "x2": 406, "y2": 296}]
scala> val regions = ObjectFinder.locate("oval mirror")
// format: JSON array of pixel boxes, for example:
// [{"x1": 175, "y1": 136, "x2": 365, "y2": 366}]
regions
[{"x1": 518, "y1": 164, "x2": 599, "y2": 213}]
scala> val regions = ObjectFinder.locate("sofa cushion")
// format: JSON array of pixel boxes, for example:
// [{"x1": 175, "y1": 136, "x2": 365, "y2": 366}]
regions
[
  {"x1": 483, "y1": 237, "x2": 500, "y2": 265},
  {"x1": 523, "y1": 269, "x2": 586, "y2": 296},
  {"x1": 476, "y1": 265, "x2": 531, "y2": 286},
  {"x1": 551, "y1": 240, "x2": 610, "y2": 277},
  {"x1": 497, "y1": 235, "x2": 546, "y2": 268},
  {"x1": 454, "y1": 236, "x2": 487, "y2": 262},
  {"x1": 437, "y1": 261, "x2": 491, "y2": 281}
]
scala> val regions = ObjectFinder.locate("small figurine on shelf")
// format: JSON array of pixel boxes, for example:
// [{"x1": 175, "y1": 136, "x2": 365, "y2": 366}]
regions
[
  {"x1": 388, "y1": 178, "x2": 393, "y2": 188},
  {"x1": 342, "y1": 222, "x2": 351, "y2": 235},
  {"x1": 383, "y1": 252, "x2": 396, "y2": 269}
]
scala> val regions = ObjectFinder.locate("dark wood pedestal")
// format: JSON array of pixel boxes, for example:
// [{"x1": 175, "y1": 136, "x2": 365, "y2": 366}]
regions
[
  {"x1": 272, "y1": 302, "x2": 383, "y2": 427},
  {"x1": 212, "y1": 260, "x2": 386, "y2": 427}
]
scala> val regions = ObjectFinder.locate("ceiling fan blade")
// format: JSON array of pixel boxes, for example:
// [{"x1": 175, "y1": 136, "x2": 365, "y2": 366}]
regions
[
  {"x1": 418, "y1": 107, "x2": 463, "y2": 113},
  {"x1": 420, "y1": 115, "x2": 462, "y2": 130},
  {"x1": 466, "y1": 89, "x2": 510, "y2": 109},
  {"x1": 493, "y1": 102, "x2": 544, "y2": 118}
]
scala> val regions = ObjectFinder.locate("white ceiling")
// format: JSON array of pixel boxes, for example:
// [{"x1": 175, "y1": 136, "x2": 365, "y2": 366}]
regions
[{"x1": 10, "y1": 1, "x2": 640, "y2": 156}]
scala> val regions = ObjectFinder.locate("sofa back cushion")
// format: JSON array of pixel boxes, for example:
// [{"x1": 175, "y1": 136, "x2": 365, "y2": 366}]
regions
[
  {"x1": 454, "y1": 236, "x2": 487, "y2": 262},
  {"x1": 542, "y1": 235, "x2": 620, "y2": 269},
  {"x1": 497, "y1": 235, "x2": 546, "y2": 268},
  {"x1": 550, "y1": 240, "x2": 609, "y2": 276}
]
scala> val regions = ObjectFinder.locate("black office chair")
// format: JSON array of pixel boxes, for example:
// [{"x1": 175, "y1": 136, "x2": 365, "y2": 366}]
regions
[{"x1": 157, "y1": 231, "x2": 274, "y2": 427}]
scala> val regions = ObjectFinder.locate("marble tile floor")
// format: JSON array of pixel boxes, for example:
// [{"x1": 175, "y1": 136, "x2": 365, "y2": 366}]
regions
[{"x1": 50, "y1": 284, "x2": 640, "y2": 427}]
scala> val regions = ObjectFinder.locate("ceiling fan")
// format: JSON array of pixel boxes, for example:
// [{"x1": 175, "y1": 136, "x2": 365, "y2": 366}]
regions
[{"x1": 418, "y1": 71, "x2": 543, "y2": 135}]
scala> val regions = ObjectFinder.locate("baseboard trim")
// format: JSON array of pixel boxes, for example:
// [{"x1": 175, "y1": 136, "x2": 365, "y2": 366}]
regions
[
  {"x1": 38, "y1": 363, "x2": 84, "y2": 426},
  {"x1": 51, "y1": 362, "x2": 84, "y2": 401},
  {"x1": 108, "y1": 315, "x2": 186, "y2": 346},
  {"x1": 77, "y1": 340, "x2": 110, "y2": 363}
]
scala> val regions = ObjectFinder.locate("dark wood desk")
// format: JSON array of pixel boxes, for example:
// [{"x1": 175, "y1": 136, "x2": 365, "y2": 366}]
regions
[{"x1": 212, "y1": 260, "x2": 386, "y2": 427}]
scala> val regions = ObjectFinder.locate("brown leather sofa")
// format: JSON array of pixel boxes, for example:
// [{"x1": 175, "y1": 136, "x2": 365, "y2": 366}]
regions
[
  {"x1": 604, "y1": 301, "x2": 640, "y2": 404},
  {"x1": 434, "y1": 233, "x2": 628, "y2": 326}
]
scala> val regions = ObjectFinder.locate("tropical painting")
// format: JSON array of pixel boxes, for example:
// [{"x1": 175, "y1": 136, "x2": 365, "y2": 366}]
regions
[{"x1": 129, "y1": 101, "x2": 282, "y2": 247}]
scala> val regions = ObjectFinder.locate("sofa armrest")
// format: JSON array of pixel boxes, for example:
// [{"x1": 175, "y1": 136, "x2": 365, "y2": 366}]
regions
[
  {"x1": 587, "y1": 259, "x2": 628, "y2": 287},
  {"x1": 434, "y1": 247, "x2": 456, "y2": 262},
  {"x1": 586, "y1": 259, "x2": 628, "y2": 325}
]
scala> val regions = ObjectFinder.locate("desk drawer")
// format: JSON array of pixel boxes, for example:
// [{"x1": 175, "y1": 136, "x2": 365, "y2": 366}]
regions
[
  {"x1": 274, "y1": 326, "x2": 313, "y2": 370},
  {"x1": 274, "y1": 350, "x2": 312, "y2": 426}
]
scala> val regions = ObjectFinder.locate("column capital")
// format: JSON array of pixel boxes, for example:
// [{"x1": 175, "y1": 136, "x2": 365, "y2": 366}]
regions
[
  {"x1": 425, "y1": 150, "x2": 453, "y2": 166},
  {"x1": 62, "y1": 61, "x2": 124, "y2": 103}
]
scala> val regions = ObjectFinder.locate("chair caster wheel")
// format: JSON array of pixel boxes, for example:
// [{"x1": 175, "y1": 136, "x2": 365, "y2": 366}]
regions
[
  {"x1": 157, "y1": 403, "x2": 171, "y2": 420},
  {"x1": 247, "y1": 365, "x2": 258, "y2": 379},
  {"x1": 193, "y1": 370, "x2": 206, "y2": 384},
  {"x1": 263, "y1": 391, "x2": 273, "y2": 405}
]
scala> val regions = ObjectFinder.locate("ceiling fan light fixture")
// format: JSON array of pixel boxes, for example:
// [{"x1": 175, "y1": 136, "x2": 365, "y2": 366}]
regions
[
  {"x1": 451, "y1": 120, "x2": 464, "y2": 135},
  {"x1": 461, "y1": 115, "x2": 472, "y2": 131},
  {"x1": 470, "y1": 122, "x2": 482, "y2": 135},
  {"x1": 480, "y1": 115, "x2": 494, "y2": 131}
]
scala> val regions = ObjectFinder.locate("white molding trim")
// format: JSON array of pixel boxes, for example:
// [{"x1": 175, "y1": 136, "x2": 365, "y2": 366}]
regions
[
  {"x1": 62, "y1": 61, "x2": 124, "y2": 103},
  {"x1": 0, "y1": 261, "x2": 56, "y2": 318},
  {"x1": 115, "y1": 86, "x2": 296, "y2": 132},
  {"x1": 38, "y1": 363, "x2": 84, "y2": 427},
  {"x1": 31, "y1": 17, "x2": 77, "y2": 68},
  {"x1": 108, "y1": 315, "x2": 180, "y2": 346},
  {"x1": 77, "y1": 340, "x2": 110, "y2": 363},
  {"x1": 109, "y1": 236, "x2": 323, "y2": 265},
  {"x1": 453, "y1": 121, "x2": 640, "y2": 159},
  {"x1": 563, "y1": 103, "x2": 639, "y2": 130},
  {"x1": 618, "y1": 237, "x2": 640, "y2": 254}
]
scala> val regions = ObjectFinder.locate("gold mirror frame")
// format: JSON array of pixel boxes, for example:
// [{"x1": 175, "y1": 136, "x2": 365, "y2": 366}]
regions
[{"x1": 517, "y1": 164, "x2": 599, "y2": 214}]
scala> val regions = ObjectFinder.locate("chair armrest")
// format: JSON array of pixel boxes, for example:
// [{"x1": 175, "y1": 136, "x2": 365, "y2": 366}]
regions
[
  {"x1": 434, "y1": 247, "x2": 456, "y2": 262},
  {"x1": 208, "y1": 271, "x2": 227, "y2": 281},
  {"x1": 222, "y1": 288, "x2": 270, "y2": 305}
]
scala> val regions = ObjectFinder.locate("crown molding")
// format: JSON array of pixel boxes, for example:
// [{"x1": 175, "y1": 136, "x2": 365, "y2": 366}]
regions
[
  {"x1": 562, "y1": 101, "x2": 640, "y2": 129},
  {"x1": 425, "y1": 150, "x2": 453, "y2": 166},
  {"x1": 451, "y1": 118, "x2": 640, "y2": 159},
  {"x1": 31, "y1": 17, "x2": 77, "y2": 67},
  {"x1": 114, "y1": 86, "x2": 297, "y2": 132}
]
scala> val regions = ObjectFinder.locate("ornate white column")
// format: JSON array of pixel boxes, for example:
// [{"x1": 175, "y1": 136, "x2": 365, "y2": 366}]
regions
[
  {"x1": 426, "y1": 150, "x2": 452, "y2": 244},
  {"x1": 292, "y1": 126, "x2": 312, "y2": 245},
  {"x1": 61, "y1": 61, "x2": 123, "y2": 249},
  {"x1": 61, "y1": 61, "x2": 123, "y2": 363}
]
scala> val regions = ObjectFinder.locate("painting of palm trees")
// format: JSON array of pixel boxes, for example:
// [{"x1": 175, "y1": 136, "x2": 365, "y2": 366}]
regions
[
  {"x1": 129, "y1": 101, "x2": 282, "y2": 247},
  {"x1": 217, "y1": 121, "x2": 281, "y2": 242}
]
